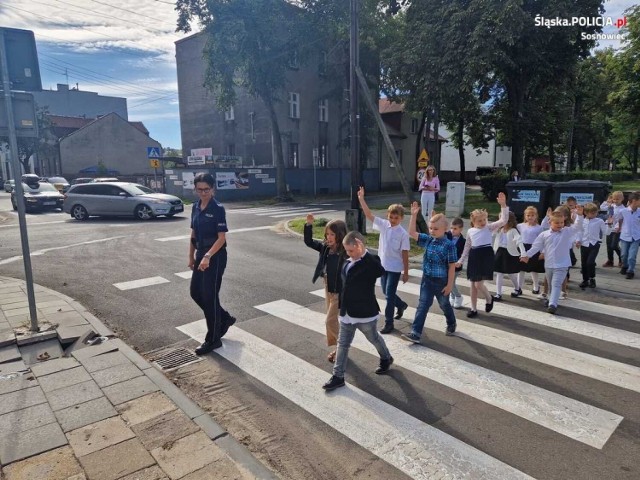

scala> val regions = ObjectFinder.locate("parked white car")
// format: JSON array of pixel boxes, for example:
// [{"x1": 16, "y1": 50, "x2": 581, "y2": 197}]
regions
[{"x1": 63, "y1": 182, "x2": 184, "y2": 220}]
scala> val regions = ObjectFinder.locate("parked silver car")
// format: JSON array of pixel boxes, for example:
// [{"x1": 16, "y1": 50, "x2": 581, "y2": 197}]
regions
[
  {"x1": 63, "y1": 182, "x2": 184, "y2": 220},
  {"x1": 4, "y1": 179, "x2": 15, "y2": 193}
]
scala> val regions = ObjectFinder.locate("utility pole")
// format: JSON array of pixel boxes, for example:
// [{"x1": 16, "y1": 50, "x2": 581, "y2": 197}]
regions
[
  {"x1": 0, "y1": 31, "x2": 39, "y2": 331},
  {"x1": 347, "y1": 0, "x2": 364, "y2": 233}
]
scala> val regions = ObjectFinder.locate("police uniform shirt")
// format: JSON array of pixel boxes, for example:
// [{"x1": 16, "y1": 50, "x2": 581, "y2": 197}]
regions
[{"x1": 191, "y1": 198, "x2": 229, "y2": 250}]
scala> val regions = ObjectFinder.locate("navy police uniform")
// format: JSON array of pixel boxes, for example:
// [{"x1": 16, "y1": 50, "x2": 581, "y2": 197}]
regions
[{"x1": 190, "y1": 198, "x2": 233, "y2": 344}]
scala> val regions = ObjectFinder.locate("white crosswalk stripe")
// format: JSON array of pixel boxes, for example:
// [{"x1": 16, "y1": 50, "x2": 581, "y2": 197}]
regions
[
  {"x1": 397, "y1": 275, "x2": 640, "y2": 350},
  {"x1": 113, "y1": 276, "x2": 170, "y2": 291},
  {"x1": 175, "y1": 273, "x2": 638, "y2": 478},
  {"x1": 255, "y1": 299, "x2": 623, "y2": 448},
  {"x1": 177, "y1": 320, "x2": 534, "y2": 479},
  {"x1": 227, "y1": 204, "x2": 336, "y2": 219}
]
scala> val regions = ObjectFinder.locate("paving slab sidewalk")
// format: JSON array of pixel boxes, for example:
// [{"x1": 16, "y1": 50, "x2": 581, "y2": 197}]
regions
[{"x1": 0, "y1": 276, "x2": 277, "y2": 480}]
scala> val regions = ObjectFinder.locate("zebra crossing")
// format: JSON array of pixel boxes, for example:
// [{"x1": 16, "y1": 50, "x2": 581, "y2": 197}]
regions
[
  {"x1": 175, "y1": 275, "x2": 640, "y2": 479},
  {"x1": 226, "y1": 203, "x2": 337, "y2": 218}
]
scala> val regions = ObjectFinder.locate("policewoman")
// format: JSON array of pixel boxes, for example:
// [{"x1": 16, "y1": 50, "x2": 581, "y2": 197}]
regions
[{"x1": 189, "y1": 172, "x2": 235, "y2": 355}]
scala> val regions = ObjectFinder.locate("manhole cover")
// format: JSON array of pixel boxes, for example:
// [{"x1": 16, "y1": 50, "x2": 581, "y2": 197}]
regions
[{"x1": 153, "y1": 348, "x2": 202, "y2": 371}]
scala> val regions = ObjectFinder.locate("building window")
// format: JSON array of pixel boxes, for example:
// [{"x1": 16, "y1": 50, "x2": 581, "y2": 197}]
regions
[
  {"x1": 288, "y1": 143, "x2": 299, "y2": 168},
  {"x1": 410, "y1": 118, "x2": 418, "y2": 134},
  {"x1": 390, "y1": 149, "x2": 402, "y2": 167},
  {"x1": 288, "y1": 50, "x2": 299, "y2": 69},
  {"x1": 319, "y1": 99, "x2": 328, "y2": 123},
  {"x1": 289, "y1": 92, "x2": 300, "y2": 119},
  {"x1": 318, "y1": 51, "x2": 327, "y2": 76},
  {"x1": 226, "y1": 144, "x2": 236, "y2": 156},
  {"x1": 224, "y1": 106, "x2": 234, "y2": 121}
]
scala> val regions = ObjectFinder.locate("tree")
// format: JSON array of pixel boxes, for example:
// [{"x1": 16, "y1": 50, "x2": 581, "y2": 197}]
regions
[
  {"x1": 0, "y1": 107, "x2": 52, "y2": 175},
  {"x1": 176, "y1": 0, "x2": 312, "y2": 200},
  {"x1": 480, "y1": 0, "x2": 604, "y2": 174}
]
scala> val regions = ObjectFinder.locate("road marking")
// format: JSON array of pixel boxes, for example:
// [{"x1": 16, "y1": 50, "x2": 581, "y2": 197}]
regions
[
  {"x1": 397, "y1": 275, "x2": 640, "y2": 350},
  {"x1": 174, "y1": 271, "x2": 192, "y2": 279},
  {"x1": 0, "y1": 220, "x2": 68, "y2": 229},
  {"x1": 229, "y1": 206, "x2": 309, "y2": 214},
  {"x1": 177, "y1": 320, "x2": 534, "y2": 480},
  {"x1": 308, "y1": 289, "x2": 640, "y2": 394},
  {"x1": 268, "y1": 209, "x2": 337, "y2": 218},
  {"x1": 154, "y1": 225, "x2": 272, "y2": 242},
  {"x1": 0, "y1": 236, "x2": 128, "y2": 265},
  {"x1": 113, "y1": 276, "x2": 170, "y2": 291},
  {"x1": 255, "y1": 208, "x2": 321, "y2": 216},
  {"x1": 409, "y1": 270, "x2": 640, "y2": 323},
  {"x1": 259, "y1": 299, "x2": 622, "y2": 448}
]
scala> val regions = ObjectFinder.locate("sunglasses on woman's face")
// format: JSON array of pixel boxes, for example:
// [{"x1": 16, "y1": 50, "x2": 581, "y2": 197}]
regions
[{"x1": 195, "y1": 188, "x2": 211, "y2": 193}]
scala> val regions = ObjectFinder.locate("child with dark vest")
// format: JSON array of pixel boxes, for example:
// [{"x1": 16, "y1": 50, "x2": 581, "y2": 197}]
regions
[{"x1": 322, "y1": 231, "x2": 394, "y2": 391}]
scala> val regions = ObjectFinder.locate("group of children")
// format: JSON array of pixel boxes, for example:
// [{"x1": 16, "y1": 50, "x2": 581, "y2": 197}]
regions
[{"x1": 304, "y1": 186, "x2": 640, "y2": 390}]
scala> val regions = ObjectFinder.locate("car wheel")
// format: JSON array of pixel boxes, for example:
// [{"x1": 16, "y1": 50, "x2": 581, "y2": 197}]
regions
[
  {"x1": 71, "y1": 204, "x2": 89, "y2": 221},
  {"x1": 135, "y1": 204, "x2": 154, "y2": 220}
]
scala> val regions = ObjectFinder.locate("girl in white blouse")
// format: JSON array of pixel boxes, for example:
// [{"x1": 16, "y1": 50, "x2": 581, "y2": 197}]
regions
[
  {"x1": 517, "y1": 206, "x2": 545, "y2": 295},
  {"x1": 492, "y1": 212, "x2": 527, "y2": 300},
  {"x1": 456, "y1": 192, "x2": 509, "y2": 318}
]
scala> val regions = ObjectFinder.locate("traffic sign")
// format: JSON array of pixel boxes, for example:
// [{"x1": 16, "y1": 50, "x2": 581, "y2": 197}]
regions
[
  {"x1": 417, "y1": 148, "x2": 429, "y2": 167},
  {"x1": 150, "y1": 159, "x2": 160, "y2": 168},
  {"x1": 147, "y1": 147, "x2": 162, "y2": 158}
]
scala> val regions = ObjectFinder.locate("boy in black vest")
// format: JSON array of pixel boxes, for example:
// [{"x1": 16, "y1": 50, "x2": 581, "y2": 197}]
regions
[{"x1": 322, "y1": 231, "x2": 394, "y2": 391}]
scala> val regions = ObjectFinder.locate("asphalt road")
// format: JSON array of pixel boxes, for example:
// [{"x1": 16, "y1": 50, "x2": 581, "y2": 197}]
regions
[{"x1": 0, "y1": 190, "x2": 638, "y2": 480}]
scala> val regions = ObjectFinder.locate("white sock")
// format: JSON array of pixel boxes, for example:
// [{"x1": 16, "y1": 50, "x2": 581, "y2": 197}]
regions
[
  {"x1": 495, "y1": 273, "x2": 503, "y2": 295},
  {"x1": 531, "y1": 272, "x2": 540, "y2": 291},
  {"x1": 509, "y1": 274, "x2": 520, "y2": 290}
]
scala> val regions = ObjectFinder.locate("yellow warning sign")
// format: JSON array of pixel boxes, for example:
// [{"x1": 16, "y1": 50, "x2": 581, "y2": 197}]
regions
[
  {"x1": 150, "y1": 159, "x2": 160, "y2": 168},
  {"x1": 417, "y1": 149, "x2": 429, "y2": 167}
]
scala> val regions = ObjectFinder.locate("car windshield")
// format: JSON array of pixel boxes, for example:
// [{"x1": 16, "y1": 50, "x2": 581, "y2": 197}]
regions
[
  {"x1": 48, "y1": 177, "x2": 68, "y2": 183},
  {"x1": 123, "y1": 184, "x2": 155, "y2": 196},
  {"x1": 23, "y1": 183, "x2": 58, "y2": 192}
]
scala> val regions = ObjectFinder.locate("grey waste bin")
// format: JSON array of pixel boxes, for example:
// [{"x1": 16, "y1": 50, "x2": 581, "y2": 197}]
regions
[
  {"x1": 551, "y1": 180, "x2": 611, "y2": 209},
  {"x1": 506, "y1": 180, "x2": 553, "y2": 221}
]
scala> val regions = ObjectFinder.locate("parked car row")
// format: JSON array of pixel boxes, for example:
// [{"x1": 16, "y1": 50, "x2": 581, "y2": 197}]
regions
[
  {"x1": 9, "y1": 178, "x2": 184, "y2": 220},
  {"x1": 3, "y1": 176, "x2": 121, "y2": 193}
]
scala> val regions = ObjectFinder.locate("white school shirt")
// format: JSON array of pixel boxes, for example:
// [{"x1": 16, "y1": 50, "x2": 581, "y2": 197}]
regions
[
  {"x1": 517, "y1": 223, "x2": 544, "y2": 244},
  {"x1": 372, "y1": 216, "x2": 410, "y2": 273},
  {"x1": 525, "y1": 216, "x2": 583, "y2": 268},
  {"x1": 458, "y1": 207, "x2": 509, "y2": 264},
  {"x1": 615, "y1": 207, "x2": 640, "y2": 242},
  {"x1": 580, "y1": 217, "x2": 608, "y2": 246},
  {"x1": 610, "y1": 203, "x2": 626, "y2": 230}
]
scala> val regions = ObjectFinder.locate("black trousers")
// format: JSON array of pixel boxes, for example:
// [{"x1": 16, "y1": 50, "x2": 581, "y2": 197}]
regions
[
  {"x1": 580, "y1": 243, "x2": 601, "y2": 281},
  {"x1": 190, "y1": 249, "x2": 232, "y2": 343},
  {"x1": 606, "y1": 231, "x2": 621, "y2": 263}
]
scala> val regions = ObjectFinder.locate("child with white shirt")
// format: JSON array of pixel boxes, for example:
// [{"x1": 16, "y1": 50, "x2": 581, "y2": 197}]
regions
[
  {"x1": 521, "y1": 206, "x2": 584, "y2": 314},
  {"x1": 358, "y1": 187, "x2": 409, "y2": 333},
  {"x1": 611, "y1": 191, "x2": 640, "y2": 280},
  {"x1": 456, "y1": 192, "x2": 509, "y2": 318},
  {"x1": 577, "y1": 202, "x2": 608, "y2": 289},
  {"x1": 517, "y1": 206, "x2": 544, "y2": 295},
  {"x1": 492, "y1": 212, "x2": 527, "y2": 300},
  {"x1": 602, "y1": 191, "x2": 625, "y2": 267}
]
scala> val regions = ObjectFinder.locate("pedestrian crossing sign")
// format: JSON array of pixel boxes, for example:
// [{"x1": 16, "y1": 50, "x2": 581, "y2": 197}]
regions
[{"x1": 147, "y1": 147, "x2": 162, "y2": 158}]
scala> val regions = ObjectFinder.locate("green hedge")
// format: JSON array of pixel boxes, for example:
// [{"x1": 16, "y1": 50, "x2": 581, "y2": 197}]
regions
[{"x1": 479, "y1": 170, "x2": 632, "y2": 200}]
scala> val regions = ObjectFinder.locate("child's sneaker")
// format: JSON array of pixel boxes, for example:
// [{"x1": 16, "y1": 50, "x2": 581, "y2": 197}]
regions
[
  {"x1": 379, "y1": 324, "x2": 394, "y2": 334},
  {"x1": 589, "y1": 278, "x2": 596, "y2": 288},
  {"x1": 445, "y1": 324, "x2": 456, "y2": 336},
  {"x1": 547, "y1": 305, "x2": 557, "y2": 314},
  {"x1": 466, "y1": 309, "x2": 478, "y2": 318},
  {"x1": 579, "y1": 280, "x2": 589, "y2": 289},
  {"x1": 401, "y1": 332, "x2": 421, "y2": 344},
  {"x1": 453, "y1": 296, "x2": 464, "y2": 309},
  {"x1": 561, "y1": 291, "x2": 568, "y2": 300},
  {"x1": 375, "y1": 356, "x2": 394, "y2": 374},
  {"x1": 322, "y1": 375, "x2": 345, "y2": 391}
]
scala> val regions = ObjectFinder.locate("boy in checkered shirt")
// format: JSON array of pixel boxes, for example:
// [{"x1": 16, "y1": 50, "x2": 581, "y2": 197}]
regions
[{"x1": 402, "y1": 202, "x2": 458, "y2": 343}]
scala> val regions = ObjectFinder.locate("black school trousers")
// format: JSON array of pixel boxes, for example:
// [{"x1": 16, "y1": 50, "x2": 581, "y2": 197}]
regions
[{"x1": 580, "y1": 243, "x2": 601, "y2": 281}]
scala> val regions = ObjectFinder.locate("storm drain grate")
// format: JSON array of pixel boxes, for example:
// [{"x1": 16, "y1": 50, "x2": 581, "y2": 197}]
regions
[{"x1": 153, "y1": 348, "x2": 202, "y2": 371}]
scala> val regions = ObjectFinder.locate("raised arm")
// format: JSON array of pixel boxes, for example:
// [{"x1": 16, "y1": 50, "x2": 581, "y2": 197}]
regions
[
  {"x1": 570, "y1": 205, "x2": 584, "y2": 233},
  {"x1": 303, "y1": 214, "x2": 323, "y2": 252},
  {"x1": 357, "y1": 186, "x2": 375, "y2": 222},
  {"x1": 488, "y1": 192, "x2": 509, "y2": 232},
  {"x1": 408, "y1": 201, "x2": 420, "y2": 240}
]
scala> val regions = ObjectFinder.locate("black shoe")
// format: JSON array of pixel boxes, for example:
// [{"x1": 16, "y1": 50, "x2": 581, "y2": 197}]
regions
[
  {"x1": 579, "y1": 280, "x2": 589, "y2": 289},
  {"x1": 375, "y1": 356, "x2": 394, "y2": 374},
  {"x1": 466, "y1": 310, "x2": 478, "y2": 318},
  {"x1": 547, "y1": 305, "x2": 557, "y2": 314},
  {"x1": 394, "y1": 306, "x2": 406, "y2": 320},
  {"x1": 195, "y1": 339, "x2": 222, "y2": 355},
  {"x1": 379, "y1": 324, "x2": 394, "y2": 334},
  {"x1": 485, "y1": 298, "x2": 494, "y2": 313},
  {"x1": 221, "y1": 316, "x2": 237, "y2": 337},
  {"x1": 445, "y1": 324, "x2": 456, "y2": 336},
  {"x1": 531, "y1": 288, "x2": 540, "y2": 295},
  {"x1": 491, "y1": 294, "x2": 502, "y2": 302},
  {"x1": 510, "y1": 289, "x2": 522, "y2": 298},
  {"x1": 589, "y1": 279, "x2": 596, "y2": 288},
  {"x1": 626, "y1": 272, "x2": 635, "y2": 279},
  {"x1": 322, "y1": 375, "x2": 345, "y2": 390},
  {"x1": 544, "y1": 299, "x2": 549, "y2": 308},
  {"x1": 620, "y1": 267, "x2": 628, "y2": 275}
]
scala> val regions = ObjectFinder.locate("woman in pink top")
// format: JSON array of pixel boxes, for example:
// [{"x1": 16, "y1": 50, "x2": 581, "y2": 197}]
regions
[{"x1": 419, "y1": 165, "x2": 440, "y2": 219}]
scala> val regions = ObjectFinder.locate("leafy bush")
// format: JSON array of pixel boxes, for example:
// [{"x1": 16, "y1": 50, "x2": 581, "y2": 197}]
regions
[{"x1": 479, "y1": 174, "x2": 509, "y2": 200}]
